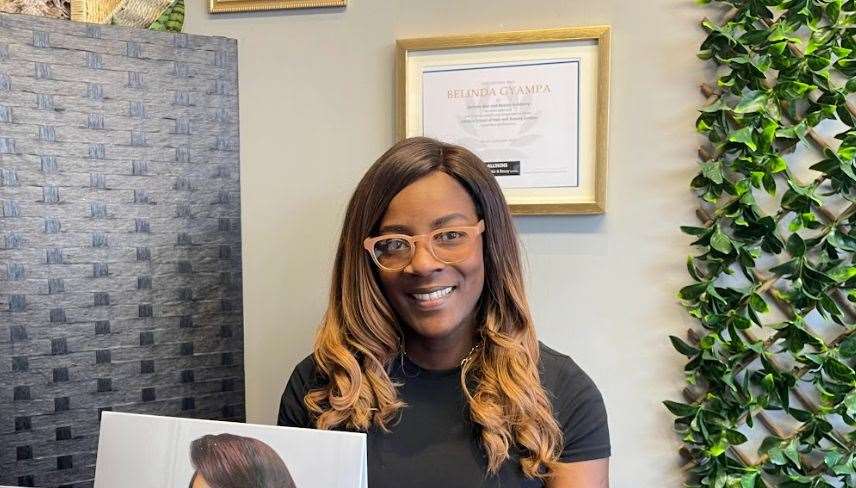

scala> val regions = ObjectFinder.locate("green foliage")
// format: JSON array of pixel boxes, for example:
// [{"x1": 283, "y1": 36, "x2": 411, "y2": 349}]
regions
[
  {"x1": 149, "y1": 0, "x2": 184, "y2": 32},
  {"x1": 672, "y1": 1, "x2": 856, "y2": 486}
]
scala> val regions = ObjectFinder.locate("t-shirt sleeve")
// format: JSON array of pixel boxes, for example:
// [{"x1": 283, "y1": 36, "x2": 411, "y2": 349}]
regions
[
  {"x1": 545, "y1": 352, "x2": 611, "y2": 462},
  {"x1": 277, "y1": 355, "x2": 316, "y2": 428}
]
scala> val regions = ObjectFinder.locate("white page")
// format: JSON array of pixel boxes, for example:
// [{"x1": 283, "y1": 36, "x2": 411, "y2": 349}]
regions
[{"x1": 95, "y1": 412, "x2": 366, "y2": 488}]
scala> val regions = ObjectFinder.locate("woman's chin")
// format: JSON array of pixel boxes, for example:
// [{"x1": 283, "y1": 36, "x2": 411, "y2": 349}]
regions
[{"x1": 407, "y1": 317, "x2": 466, "y2": 341}]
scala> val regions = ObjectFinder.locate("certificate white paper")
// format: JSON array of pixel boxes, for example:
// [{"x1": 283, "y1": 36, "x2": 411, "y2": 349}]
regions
[{"x1": 421, "y1": 59, "x2": 580, "y2": 189}]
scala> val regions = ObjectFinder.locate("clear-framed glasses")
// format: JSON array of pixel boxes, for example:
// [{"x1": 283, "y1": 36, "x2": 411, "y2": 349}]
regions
[{"x1": 363, "y1": 220, "x2": 485, "y2": 271}]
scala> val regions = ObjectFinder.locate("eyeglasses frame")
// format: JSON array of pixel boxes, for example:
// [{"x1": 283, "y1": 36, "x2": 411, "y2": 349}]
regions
[{"x1": 363, "y1": 219, "x2": 486, "y2": 271}]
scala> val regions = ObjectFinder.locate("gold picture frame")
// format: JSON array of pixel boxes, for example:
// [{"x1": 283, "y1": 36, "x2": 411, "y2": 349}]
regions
[
  {"x1": 209, "y1": 0, "x2": 346, "y2": 13},
  {"x1": 396, "y1": 26, "x2": 611, "y2": 215}
]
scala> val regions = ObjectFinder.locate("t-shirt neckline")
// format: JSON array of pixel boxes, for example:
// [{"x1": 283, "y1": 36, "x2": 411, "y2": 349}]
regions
[{"x1": 399, "y1": 354, "x2": 463, "y2": 379}]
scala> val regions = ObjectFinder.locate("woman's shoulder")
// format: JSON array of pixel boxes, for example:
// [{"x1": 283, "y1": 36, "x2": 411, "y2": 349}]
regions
[
  {"x1": 536, "y1": 341, "x2": 605, "y2": 405},
  {"x1": 279, "y1": 353, "x2": 323, "y2": 428},
  {"x1": 287, "y1": 352, "x2": 323, "y2": 391},
  {"x1": 538, "y1": 342, "x2": 592, "y2": 383},
  {"x1": 537, "y1": 341, "x2": 611, "y2": 461}
]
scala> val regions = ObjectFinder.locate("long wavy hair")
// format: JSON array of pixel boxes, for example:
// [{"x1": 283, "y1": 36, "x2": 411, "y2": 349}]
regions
[{"x1": 306, "y1": 136, "x2": 562, "y2": 478}]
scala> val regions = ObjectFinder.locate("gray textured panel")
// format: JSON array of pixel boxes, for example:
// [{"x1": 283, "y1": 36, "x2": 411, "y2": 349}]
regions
[{"x1": 0, "y1": 12, "x2": 243, "y2": 488}]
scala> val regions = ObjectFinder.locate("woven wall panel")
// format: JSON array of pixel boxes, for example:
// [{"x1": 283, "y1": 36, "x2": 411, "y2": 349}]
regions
[{"x1": 0, "y1": 13, "x2": 243, "y2": 488}]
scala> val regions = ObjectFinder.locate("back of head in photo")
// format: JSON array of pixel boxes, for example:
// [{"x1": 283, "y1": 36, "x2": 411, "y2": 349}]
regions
[{"x1": 188, "y1": 433, "x2": 297, "y2": 488}]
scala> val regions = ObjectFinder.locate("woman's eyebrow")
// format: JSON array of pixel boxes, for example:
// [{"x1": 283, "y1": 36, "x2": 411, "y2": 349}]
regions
[
  {"x1": 377, "y1": 224, "x2": 410, "y2": 234},
  {"x1": 431, "y1": 213, "x2": 469, "y2": 228},
  {"x1": 377, "y1": 213, "x2": 469, "y2": 234}
]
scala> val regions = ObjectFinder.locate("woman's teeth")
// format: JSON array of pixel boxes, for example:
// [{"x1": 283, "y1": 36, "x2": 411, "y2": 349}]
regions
[{"x1": 412, "y1": 286, "x2": 454, "y2": 301}]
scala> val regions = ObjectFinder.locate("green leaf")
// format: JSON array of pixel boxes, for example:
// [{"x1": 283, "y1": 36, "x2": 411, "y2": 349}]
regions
[
  {"x1": 670, "y1": 335, "x2": 700, "y2": 357},
  {"x1": 761, "y1": 373, "x2": 775, "y2": 393},
  {"x1": 768, "y1": 446, "x2": 787, "y2": 465},
  {"x1": 729, "y1": 126, "x2": 757, "y2": 151},
  {"x1": 702, "y1": 160, "x2": 724, "y2": 184},
  {"x1": 826, "y1": 0, "x2": 842, "y2": 24},
  {"x1": 788, "y1": 215, "x2": 803, "y2": 232},
  {"x1": 710, "y1": 226, "x2": 733, "y2": 254},
  {"x1": 807, "y1": 29, "x2": 834, "y2": 54},
  {"x1": 770, "y1": 259, "x2": 798, "y2": 276},
  {"x1": 819, "y1": 294, "x2": 842, "y2": 319},
  {"x1": 759, "y1": 435, "x2": 782, "y2": 454},
  {"x1": 789, "y1": 408, "x2": 812, "y2": 422},
  {"x1": 762, "y1": 173, "x2": 776, "y2": 195},
  {"x1": 838, "y1": 141, "x2": 856, "y2": 161},
  {"x1": 680, "y1": 226, "x2": 709, "y2": 236},
  {"x1": 825, "y1": 450, "x2": 843, "y2": 469},
  {"x1": 724, "y1": 429, "x2": 748, "y2": 445},
  {"x1": 775, "y1": 81, "x2": 815, "y2": 100},
  {"x1": 699, "y1": 98, "x2": 726, "y2": 113},
  {"x1": 776, "y1": 121, "x2": 808, "y2": 143},
  {"x1": 827, "y1": 230, "x2": 856, "y2": 251},
  {"x1": 783, "y1": 439, "x2": 801, "y2": 467},
  {"x1": 844, "y1": 391, "x2": 856, "y2": 416},
  {"x1": 663, "y1": 400, "x2": 697, "y2": 417},
  {"x1": 748, "y1": 293, "x2": 769, "y2": 313},
  {"x1": 707, "y1": 435, "x2": 728, "y2": 457},
  {"x1": 766, "y1": 155, "x2": 788, "y2": 173},
  {"x1": 732, "y1": 314, "x2": 752, "y2": 330},
  {"x1": 786, "y1": 233, "x2": 806, "y2": 257},
  {"x1": 734, "y1": 90, "x2": 768, "y2": 113},
  {"x1": 679, "y1": 282, "x2": 707, "y2": 300},
  {"x1": 839, "y1": 333, "x2": 856, "y2": 358},
  {"x1": 740, "y1": 472, "x2": 759, "y2": 488},
  {"x1": 686, "y1": 256, "x2": 702, "y2": 281},
  {"x1": 827, "y1": 263, "x2": 856, "y2": 283},
  {"x1": 824, "y1": 357, "x2": 856, "y2": 382}
]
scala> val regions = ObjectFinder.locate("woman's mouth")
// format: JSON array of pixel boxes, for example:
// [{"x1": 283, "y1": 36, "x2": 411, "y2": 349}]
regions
[{"x1": 408, "y1": 286, "x2": 456, "y2": 309}]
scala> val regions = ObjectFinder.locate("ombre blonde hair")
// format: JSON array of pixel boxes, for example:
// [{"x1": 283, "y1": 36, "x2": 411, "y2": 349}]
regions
[{"x1": 306, "y1": 137, "x2": 563, "y2": 478}]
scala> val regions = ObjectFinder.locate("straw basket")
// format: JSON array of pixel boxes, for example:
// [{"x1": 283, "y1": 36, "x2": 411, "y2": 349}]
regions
[
  {"x1": 71, "y1": 0, "x2": 172, "y2": 26},
  {"x1": 70, "y1": 0, "x2": 123, "y2": 23}
]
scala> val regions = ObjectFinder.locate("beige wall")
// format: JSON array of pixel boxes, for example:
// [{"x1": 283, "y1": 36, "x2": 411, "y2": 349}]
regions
[{"x1": 186, "y1": 0, "x2": 713, "y2": 485}]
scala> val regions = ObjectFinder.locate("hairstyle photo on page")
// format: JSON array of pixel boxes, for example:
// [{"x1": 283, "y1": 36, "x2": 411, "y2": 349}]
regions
[{"x1": 94, "y1": 412, "x2": 367, "y2": 488}]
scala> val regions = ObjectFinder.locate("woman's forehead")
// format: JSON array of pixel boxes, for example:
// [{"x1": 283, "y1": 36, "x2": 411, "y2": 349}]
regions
[{"x1": 381, "y1": 172, "x2": 477, "y2": 226}]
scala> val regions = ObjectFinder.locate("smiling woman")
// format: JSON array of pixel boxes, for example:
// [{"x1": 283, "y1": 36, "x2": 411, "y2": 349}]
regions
[{"x1": 278, "y1": 136, "x2": 611, "y2": 488}]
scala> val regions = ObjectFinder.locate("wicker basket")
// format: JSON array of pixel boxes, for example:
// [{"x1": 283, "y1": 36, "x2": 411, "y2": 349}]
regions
[
  {"x1": 70, "y1": 0, "x2": 123, "y2": 23},
  {"x1": 71, "y1": 0, "x2": 172, "y2": 26},
  {"x1": 111, "y1": 0, "x2": 173, "y2": 27}
]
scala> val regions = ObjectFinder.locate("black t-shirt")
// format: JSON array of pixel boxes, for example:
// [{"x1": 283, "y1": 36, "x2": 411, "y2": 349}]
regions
[{"x1": 278, "y1": 342, "x2": 610, "y2": 488}]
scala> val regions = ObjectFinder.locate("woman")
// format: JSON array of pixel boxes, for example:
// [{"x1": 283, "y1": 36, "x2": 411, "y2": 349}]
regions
[
  {"x1": 279, "y1": 137, "x2": 610, "y2": 487},
  {"x1": 188, "y1": 433, "x2": 297, "y2": 488}
]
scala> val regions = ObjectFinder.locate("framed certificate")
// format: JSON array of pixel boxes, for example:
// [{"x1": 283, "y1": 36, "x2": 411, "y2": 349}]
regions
[
  {"x1": 209, "y1": 0, "x2": 346, "y2": 13},
  {"x1": 396, "y1": 27, "x2": 610, "y2": 215}
]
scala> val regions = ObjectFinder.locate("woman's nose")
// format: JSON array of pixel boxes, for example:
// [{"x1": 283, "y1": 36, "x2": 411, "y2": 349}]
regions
[{"x1": 404, "y1": 240, "x2": 444, "y2": 275}]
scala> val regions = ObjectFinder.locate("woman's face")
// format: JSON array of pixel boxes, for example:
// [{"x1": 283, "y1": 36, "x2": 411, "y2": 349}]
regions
[{"x1": 375, "y1": 171, "x2": 485, "y2": 343}]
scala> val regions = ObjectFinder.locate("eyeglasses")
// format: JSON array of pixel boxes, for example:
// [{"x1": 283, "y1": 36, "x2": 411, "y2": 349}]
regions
[{"x1": 363, "y1": 220, "x2": 485, "y2": 271}]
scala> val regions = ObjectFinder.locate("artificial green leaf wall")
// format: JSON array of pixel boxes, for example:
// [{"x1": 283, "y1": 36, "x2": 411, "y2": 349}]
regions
[{"x1": 670, "y1": 1, "x2": 856, "y2": 486}]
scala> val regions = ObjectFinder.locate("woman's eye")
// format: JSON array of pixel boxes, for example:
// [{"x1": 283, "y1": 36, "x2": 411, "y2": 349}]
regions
[
  {"x1": 436, "y1": 231, "x2": 464, "y2": 241},
  {"x1": 380, "y1": 239, "x2": 408, "y2": 252}
]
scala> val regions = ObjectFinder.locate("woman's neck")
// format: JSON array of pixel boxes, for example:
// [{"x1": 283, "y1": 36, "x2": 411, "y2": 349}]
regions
[{"x1": 403, "y1": 324, "x2": 477, "y2": 370}]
